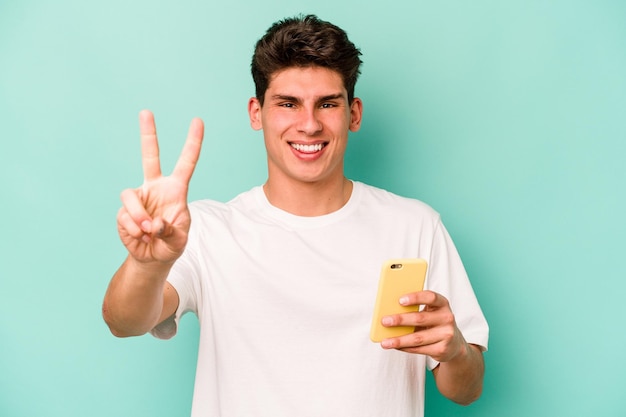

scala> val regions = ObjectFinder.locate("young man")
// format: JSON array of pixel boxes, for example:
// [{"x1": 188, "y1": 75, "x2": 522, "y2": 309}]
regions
[{"x1": 103, "y1": 15, "x2": 488, "y2": 417}]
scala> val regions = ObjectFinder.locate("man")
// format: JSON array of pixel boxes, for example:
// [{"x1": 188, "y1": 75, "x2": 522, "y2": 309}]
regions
[{"x1": 103, "y1": 15, "x2": 488, "y2": 416}]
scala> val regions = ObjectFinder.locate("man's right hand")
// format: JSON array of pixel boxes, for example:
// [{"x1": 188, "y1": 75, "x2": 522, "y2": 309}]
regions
[{"x1": 117, "y1": 110, "x2": 205, "y2": 265}]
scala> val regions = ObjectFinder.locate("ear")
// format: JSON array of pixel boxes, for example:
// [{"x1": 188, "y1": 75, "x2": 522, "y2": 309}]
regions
[
  {"x1": 248, "y1": 97, "x2": 263, "y2": 131},
  {"x1": 349, "y1": 97, "x2": 363, "y2": 132}
]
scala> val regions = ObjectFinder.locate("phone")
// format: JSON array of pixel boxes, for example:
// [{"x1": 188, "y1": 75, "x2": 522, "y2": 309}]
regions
[{"x1": 369, "y1": 258, "x2": 427, "y2": 342}]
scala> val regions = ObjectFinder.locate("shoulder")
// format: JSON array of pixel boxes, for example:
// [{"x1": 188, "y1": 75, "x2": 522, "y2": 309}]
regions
[
  {"x1": 185, "y1": 188, "x2": 266, "y2": 236},
  {"x1": 188, "y1": 187, "x2": 259, "y2": 217},
  {"x1": 355, "y1": 182, "x2": 440, "y2": 220},
  {"x1": 187, "y1": 199, "x2": 229, "y2": 222}
]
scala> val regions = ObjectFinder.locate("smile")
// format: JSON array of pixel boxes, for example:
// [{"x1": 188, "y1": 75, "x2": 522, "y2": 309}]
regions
[{"x1": 290, "y1": 143, "x2": 326, "y2": 153}]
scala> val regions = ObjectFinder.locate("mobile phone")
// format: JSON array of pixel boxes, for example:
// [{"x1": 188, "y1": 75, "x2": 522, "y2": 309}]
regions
[{"x1": 369, "y1": 258, "x2": 427, "y2": 342}]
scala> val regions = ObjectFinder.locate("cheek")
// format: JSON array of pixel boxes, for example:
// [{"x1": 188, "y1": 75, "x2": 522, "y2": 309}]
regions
[
  {"x1": 263, "y1": 117, "x2": 290, "y2": 134},
  {"x1": 329, "y1": 116, "x2": 352, "y2": 136},
  {"x1": 262, "y1": 109, "x2": 292, "y2": 132}
]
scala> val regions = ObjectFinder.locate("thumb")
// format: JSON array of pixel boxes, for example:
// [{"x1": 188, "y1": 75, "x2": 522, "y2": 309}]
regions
[{"x1": 152, "y1": 217, "x2": 174, "y2": 239}]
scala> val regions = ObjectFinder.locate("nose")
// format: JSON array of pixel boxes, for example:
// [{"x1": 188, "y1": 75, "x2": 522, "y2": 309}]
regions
[{"x1": 296, "y1": 107, "x2": 323, "y2": 135}]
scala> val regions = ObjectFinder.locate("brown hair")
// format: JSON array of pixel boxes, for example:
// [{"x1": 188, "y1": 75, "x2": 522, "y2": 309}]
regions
[{"x1": 251, "y1": 14, "x2": 362, "y2": 105}]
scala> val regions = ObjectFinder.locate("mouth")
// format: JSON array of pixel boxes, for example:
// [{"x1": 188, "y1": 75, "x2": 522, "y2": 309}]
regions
[{"x1": 289, "y1": 142, "x2": 327, "y2": 154}]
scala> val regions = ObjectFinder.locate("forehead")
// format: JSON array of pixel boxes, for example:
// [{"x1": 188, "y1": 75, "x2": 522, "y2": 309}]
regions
[{"x1": 267, "y1": 66, "x2": 347, "y2": 96}]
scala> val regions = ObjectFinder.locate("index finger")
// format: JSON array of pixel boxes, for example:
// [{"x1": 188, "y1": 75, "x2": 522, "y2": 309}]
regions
[
  {"x1": 139, "y1": 110, "x2": 162, "y2": 181},
  {"x1": 172, "y1": 117, "x2": 204, "y2": 185},
  {"x1": 399, "y1": 290, "x2": 445, "y2": 309}
]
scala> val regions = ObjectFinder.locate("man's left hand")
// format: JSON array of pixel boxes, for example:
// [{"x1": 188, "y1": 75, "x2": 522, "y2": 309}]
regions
[{"x1": 380, "y1": 290, "x2": 469, "y2": 362}]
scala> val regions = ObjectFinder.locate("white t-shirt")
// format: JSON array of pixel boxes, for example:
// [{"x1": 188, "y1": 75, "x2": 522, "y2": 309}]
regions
[{"x1": 153, "y1": 181, "x2": 489, "y2": 417}]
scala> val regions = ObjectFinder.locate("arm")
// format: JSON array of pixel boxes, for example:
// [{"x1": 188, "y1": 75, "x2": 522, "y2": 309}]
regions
[
  {"x1": 380, "y1": 291, "x2": 485, "y2": 405},
  {"x1": 102, "y1": 257, "x2": 179, "y2": 337},
  {"x1": 431, "y1": 342, "x2": 484, "y2": 405},
  {"x1": 102, "y1": 110, "x2": 204, "y2": 337}
]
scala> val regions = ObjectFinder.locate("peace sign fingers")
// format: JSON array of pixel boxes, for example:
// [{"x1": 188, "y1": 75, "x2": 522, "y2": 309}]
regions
[
  {"x1": 139, "y1": 110, "x2": 162, "y2": 182},
  {"x1": 139, "y1": 110, "x2": 205, "y2": 187},
  {"x1": 172, "y1": 117, "x2": 204, "y2": 186},
  {"x1": 120, "y1": 110, "x2": 205, "y2": 264}
]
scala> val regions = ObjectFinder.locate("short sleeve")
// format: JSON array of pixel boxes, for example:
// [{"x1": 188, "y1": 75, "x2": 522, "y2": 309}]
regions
[
  {"x1": 424, "y1": 219, "x2": 489, "y2": 366},
  {"x1": 149, "y1": 242, "x2": 200, "y2": 340}
]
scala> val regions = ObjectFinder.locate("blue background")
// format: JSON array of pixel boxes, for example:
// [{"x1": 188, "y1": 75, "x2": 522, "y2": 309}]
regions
[{"x1": 1, "y1": 1, "x2": 625, "y2": 415}]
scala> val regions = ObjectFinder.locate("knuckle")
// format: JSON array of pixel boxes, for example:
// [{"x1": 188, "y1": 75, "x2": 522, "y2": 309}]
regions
[
  {"x1": 413, "y1": 312, "x2": 427, "y2": 326},
  {"x1": 118, "y1": 213, "x2": 142, "y2": 238},
  {"x1": 442, "y1": 328, "x2": 455, "y2": 342},
  {"x1": 441, "y1": 311, "x2": 455, "y2": 326},
  {"x1": 432, "y1": 344, "x2": 447, "y2": 359},
  {"x1": 120, "y1": 188, "x2": 135, "y2": 201},
  {"x1": 409, "y1": 332, "x2": 424, "y2": 346},
  {"x1": 426, "y1": 291, "x2": 438, "y2": 304}
]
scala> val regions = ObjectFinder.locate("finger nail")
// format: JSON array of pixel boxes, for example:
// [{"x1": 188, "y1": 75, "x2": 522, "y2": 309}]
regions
[
  {"x1": 141, "y1": 220, "x2": 151, "y2": 232},
  {"x1": 382, "y1": 316, "x2": 393, "y2": 326},
  {"x1": 399, "y1": 296, "x2": 409, "y2": 305}
]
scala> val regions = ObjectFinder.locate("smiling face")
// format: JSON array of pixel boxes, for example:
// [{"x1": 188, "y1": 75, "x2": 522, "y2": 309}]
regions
[{"x1": 248, "y1": 66, "x2": 362, "y2": 189}]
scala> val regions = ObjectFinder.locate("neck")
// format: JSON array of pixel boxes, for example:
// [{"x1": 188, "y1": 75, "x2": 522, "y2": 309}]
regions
[{"x1": 263, "y1": 177, "x2": 353, "y2": 217}]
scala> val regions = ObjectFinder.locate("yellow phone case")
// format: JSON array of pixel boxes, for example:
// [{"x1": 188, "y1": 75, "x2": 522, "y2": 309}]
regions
[{"x1": 369, "y1": 258, "x2": 427, "y2": 342}]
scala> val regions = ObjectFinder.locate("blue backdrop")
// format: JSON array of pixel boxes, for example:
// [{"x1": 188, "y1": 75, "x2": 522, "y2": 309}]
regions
[{"x1": 1, "y1": 1, "x2": 624, "y2": 415}]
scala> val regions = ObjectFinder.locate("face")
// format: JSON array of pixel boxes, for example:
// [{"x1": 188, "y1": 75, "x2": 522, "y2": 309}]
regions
[{"x1": 248, "y1": 66, "x2": 362, "y2": 187}]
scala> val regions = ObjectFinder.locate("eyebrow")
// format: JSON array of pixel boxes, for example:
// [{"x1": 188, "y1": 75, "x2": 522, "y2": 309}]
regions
[{"x1": 270, "y1": 93, "x2": 346, "y2": 104}]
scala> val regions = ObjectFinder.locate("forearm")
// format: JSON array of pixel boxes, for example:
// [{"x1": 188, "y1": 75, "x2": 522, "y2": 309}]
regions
[
  {"x1": 432, "y1": 342, "x2": 485, "y2": 405},
  {"x1": 102, "y1": 256, "x2": 173, "y2": 337}
]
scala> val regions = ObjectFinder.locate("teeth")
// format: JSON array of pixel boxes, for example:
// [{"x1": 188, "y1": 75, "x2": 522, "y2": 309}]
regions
[{"x1": 291, "y1": 143, "x2": 324, "y2": 153}]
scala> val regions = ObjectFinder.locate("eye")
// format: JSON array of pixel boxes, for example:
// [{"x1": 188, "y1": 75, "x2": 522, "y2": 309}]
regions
[
  {"x1": 320, "y1": 102, "x2": 337, "y2": 109},
  {"x1": 279, "y1": 102, "x2": 296, "y2": 108}
]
